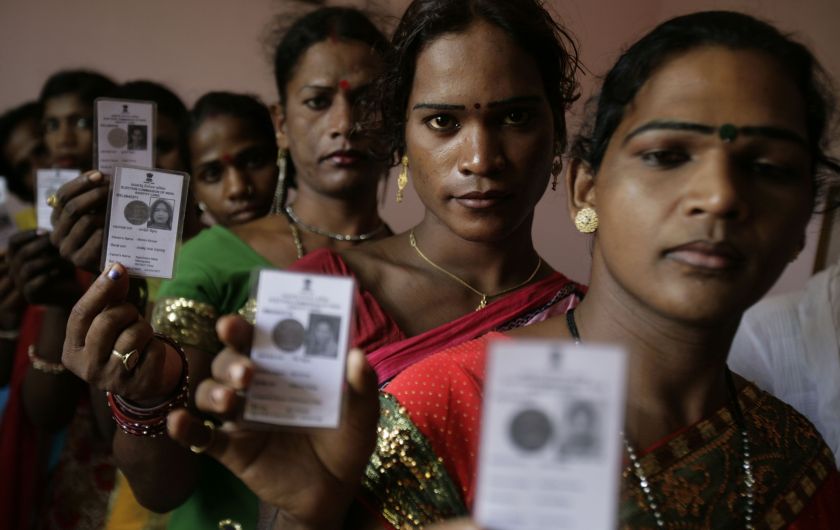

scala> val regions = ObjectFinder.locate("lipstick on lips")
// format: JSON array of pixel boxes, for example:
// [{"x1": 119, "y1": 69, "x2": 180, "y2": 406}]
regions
[
  {"x1": 665, "y1": 240, "x2": 745, "y2": 271},
  {"x1": 321, "y1": 149, "x2": 367, "y2": 167}
]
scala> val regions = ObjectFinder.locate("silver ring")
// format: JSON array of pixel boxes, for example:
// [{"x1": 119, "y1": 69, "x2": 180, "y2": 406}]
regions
[{"x1": 111, "y1": 349, "x2": 139, "y2": 372}]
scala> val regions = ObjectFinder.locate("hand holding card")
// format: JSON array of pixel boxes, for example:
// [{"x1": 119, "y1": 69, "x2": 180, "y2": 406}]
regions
[
  {"x1": 166, "y1": 314, "x2": 379, "y2": 530},
  {"x1": 102, "y1": 167, "x2": 189, "y2": 279},
  {"x1": 36, "y1": 168, "x2": 81, "y2": 231},
  {"x1": 474, "y1": 340, "x2": 627, "y2": 530},
  {"x1": 48, "y1": 170, "x2": 109, "y2": 271}
]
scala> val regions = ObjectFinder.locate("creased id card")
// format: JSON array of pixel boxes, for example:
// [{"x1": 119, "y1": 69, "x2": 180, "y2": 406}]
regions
[
  {"x1": 245, "y1": 269, "x2": 354, "y2": 429},
  {"x1": 94, "y1": 98, "x2": 155, "y2": 176},
  {"x1": 475, "y1": 340, "x2": 627, "y2": 530},
  {"x1": 36, "y1": 169, "x2": 80, "y2": 230},
  {"x1": 102, "y1": 166, "x2": 188, "y2": 279}
]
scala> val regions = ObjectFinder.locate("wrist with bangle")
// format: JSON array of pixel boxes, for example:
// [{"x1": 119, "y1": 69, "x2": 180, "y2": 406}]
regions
[
  {"x1": 107, "y1": 332, "x2": 190, "y2": 437},
  {"x1": 27, "y1": 344, "x2": 66, "y2": 374}
]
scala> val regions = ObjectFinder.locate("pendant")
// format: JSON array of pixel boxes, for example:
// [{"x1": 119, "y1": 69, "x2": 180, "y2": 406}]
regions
[{"x1": 476, "y1": 295, "x2": 487, "y2": 311}]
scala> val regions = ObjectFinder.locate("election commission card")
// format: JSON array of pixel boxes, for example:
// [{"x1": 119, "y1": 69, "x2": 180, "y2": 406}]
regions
[
  {"x1": 475, "y1": 339, "x2": 628, "y2": 530},
  {"x1": 102, "y1": 167, "x2": 188, "y2": 279},
  {"x1": 94, "y1": 98, "x2": 155, "y2": 176},
  {"x1": 36, "y1": 169, "x2": 80, "y2": 230},
  {"x1": 245, "y1": 269, "x2": 355, "y2": 429}
]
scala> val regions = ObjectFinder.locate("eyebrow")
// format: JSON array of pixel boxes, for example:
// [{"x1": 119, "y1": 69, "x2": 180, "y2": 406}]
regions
[
  {"x1": 412, "y1": 95, "x2": 543, "y2": 112},
  {"x1": 299, "y1": 84, "x2": 335, "y2": 93},
  {"x1": 624, "y1": 120, "x2": 808, "y2": 148}
]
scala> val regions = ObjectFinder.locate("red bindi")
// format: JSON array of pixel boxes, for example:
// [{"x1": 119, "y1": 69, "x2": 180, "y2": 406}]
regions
[
  {"x1": 221, "y1": 153, "x2": 234, "y2": 165},
  {"x1": 339, "y1": 79, "x2": 351, "y2": 91}
]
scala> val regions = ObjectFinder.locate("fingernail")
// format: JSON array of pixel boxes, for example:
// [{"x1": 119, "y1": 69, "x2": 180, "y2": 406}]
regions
[
  {"x1": 88, "y1": 171, "x2": 102, "y2": 182},
  {"x1": 230, "y1": 364, "x2": 245, "y2": 383},
  {"x1": 107, "y1": 265, "x2": 121, "y2": 280},
  {"x1": 212, "y1": 387, "x2": 227, "y2": 403}
]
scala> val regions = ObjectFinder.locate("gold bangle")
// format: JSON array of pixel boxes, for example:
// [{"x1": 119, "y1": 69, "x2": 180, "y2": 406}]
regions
[{"x1": 27, "y1": 344, "x2": 66, "y2": 374}]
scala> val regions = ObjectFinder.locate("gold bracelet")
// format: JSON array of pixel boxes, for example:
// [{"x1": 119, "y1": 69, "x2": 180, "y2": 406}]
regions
[{"x1": 27, "y1": 344, "x2": 66, "y2": 374}]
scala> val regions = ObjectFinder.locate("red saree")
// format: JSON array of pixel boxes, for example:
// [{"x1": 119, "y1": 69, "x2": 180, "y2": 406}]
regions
[
  {"x1": 290, "y1": 249, "x2": 585, "y2": 383},
  {"x1": 365, "y1": 333, "x2": 840, "y2": 529}
]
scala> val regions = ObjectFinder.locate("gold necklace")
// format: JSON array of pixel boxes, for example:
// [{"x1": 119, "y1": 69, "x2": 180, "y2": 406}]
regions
[
  {"x1": 409, "y1": 229, "x2": 542, "y2": 311},
  {"x1": 289, "y1": 222, "x2": 304, "y2": 259}
]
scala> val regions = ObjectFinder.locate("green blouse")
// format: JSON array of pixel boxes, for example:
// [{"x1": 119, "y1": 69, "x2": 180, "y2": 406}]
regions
[{"x1": 151, "y1": 224, "x2": 270, "y2": 530}]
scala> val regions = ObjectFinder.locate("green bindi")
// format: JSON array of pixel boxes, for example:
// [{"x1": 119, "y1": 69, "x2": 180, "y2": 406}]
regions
[{"x1": 719, "y1": 123, "x2": 738, "y2": 143}]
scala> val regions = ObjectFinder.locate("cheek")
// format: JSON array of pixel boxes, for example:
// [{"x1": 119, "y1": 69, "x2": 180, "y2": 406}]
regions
[{"x1": 194, "y1": 183, "x2": 225, "y2": 207}]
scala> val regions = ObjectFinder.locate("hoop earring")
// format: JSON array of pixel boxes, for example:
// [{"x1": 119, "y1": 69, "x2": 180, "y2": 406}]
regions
[
  {"x1": 271, "y1": 147, "x2": 288, "y2": 214},
  {"x1": 396, "y1": 155, "x2": 409, "y2": 203},
  {"x1": 574, "y1": 207, "x2": 599, "y2": 233}
]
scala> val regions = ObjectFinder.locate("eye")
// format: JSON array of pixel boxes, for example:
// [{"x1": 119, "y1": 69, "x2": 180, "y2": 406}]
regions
[
  {"x1": 242, "y1": 150, "x2": 271, "y2": 170},
  {"x1": 43, "y1": 118, "x2": 60, "y2": 133},
  {"x1": 76, "y1": 117, "x2": 91, "y2": 130},
  {"x1": 425, "y1": 114, "x2": 459, "y2": 132},
  {"x1": 640, "y1": 150, "x2": 690, "y2": 168},
  {"x1": 304, "y1": 95, "x2": 331, "y2": 111},
  {"x1": 748, "y1": 160, "x2": 797, "y2": 181},
  {"x1": 502, "y1": 110, "x2": 530, "y2": 126},
  {"x1": 198, "y1": 163, "x2": 223, "y2": 183}
]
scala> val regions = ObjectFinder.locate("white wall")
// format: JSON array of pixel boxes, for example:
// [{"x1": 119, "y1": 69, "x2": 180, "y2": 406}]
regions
[{"x1": 2, "y1": 0, "x2": 837, "y2": 292}]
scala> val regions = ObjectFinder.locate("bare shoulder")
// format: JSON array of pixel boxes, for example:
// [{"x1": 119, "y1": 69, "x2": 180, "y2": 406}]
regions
[
  {"x1": 228, "y1": 215, "x2": 299, "y2": 268},
  {"x1": 339, "y1": 233, "x2": 413, "y2": 285}
]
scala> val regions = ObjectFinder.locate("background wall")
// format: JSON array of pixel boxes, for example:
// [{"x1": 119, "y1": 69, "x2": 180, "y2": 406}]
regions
[{"x1": 2, "y1": 0, "x2": 837, "y2": 293}]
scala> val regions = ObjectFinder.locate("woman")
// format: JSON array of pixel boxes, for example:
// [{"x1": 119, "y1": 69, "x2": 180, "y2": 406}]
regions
[
  {"x1": 61, "y1": 8, "x2": 393, "y2": 530},
  {"x1": 187, "y1": 91, "x2": 278, "y2": 227},
  {"x1": 63, "y1": 1, "x2": 585, "y2": 527},
  {"x1": 147, "y1": 199, "x2": 174, "y2": 231},
  {"x1": 165, "y1": 10, "x2": 839, "y2": 529}
]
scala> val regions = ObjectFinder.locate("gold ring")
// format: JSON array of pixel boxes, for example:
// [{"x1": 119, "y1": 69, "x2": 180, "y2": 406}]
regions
[
  {"x1": 190, "y1": 420, "x2": 217, "y2": 454},
  {"x1": 46, "y1": 194, "x2": 59, "y2": 208},
  {"x1": 111, "y1": 349, "x2": 139, "y2": 372},
  {"x1": 218, "y1": 519, "x2": 243, "y2": 530}
]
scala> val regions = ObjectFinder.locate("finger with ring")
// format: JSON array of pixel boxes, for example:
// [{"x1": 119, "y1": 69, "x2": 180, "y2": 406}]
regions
[
  {"x1": 190, "y1": 420, "x2": 217, "y2": 454},
  {"x1": 112, "y1": 348, "x2": 140, "y2": 372},
  {"x1": 47, "y1": 194, "x2": 59, "y2": 208}
]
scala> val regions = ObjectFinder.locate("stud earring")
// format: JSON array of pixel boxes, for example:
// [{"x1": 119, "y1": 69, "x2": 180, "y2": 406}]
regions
[
  {"x1": 574, "y1": 207, "x2": 599, "y2": 233},
  {"x1": 396, "y1": 155, "x2": 409, "y2": 203}
]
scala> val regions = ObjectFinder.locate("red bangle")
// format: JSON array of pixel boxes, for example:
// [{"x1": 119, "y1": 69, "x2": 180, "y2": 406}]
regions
[{"x1": 108, "y1": 333, "x2": 190, "y2": 437}]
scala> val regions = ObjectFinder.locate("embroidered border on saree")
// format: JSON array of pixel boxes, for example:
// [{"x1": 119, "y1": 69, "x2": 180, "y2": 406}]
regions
[
  {"x1": 619, "y1": 383, "x2": 835, "y2": 529},
  {"x1": 362, "y1": 393, "x2": 467, "y2": 529},
  {"x1": 151, "y1": 297, "x2": 221, "y2": 353}
]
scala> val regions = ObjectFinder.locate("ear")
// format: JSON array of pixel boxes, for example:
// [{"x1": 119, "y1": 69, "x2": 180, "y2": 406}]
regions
[
  {"x1": 565, "y1": 158, "x2": 597, "y2": 224},
  {"x1": 271, "y1": 103, "x2": 289, "y2": 150}
]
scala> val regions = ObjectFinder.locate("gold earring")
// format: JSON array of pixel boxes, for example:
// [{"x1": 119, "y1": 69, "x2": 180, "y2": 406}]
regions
[
  {"x1": 271, "y1": 147, "x2": 288, "y2": 214},
  {"x1": 574, "y1": 207, "x2": 599, "y2": 233},
  {"x1": 396, "y1": 155, "x2": 409, "y2": 203}
]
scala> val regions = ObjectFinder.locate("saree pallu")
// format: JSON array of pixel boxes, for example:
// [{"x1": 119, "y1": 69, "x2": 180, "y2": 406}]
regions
[{"x1": 364, "y1": 333, "x2": 840, "y2": 529}]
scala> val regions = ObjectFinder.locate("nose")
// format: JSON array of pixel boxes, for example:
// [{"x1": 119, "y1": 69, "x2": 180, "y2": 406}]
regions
[
  {"x1": 223, "y1": 167, "x2": 253, "y2": 201},
  {"x1": 682, "y1": 154, "x2": 748, "y2": 222},
  {"x1": 56, "y1": 120, "x2": 77, "y2": 147},
  {"x1": 457, "y1": 124, "x2": 506, "y2": 177},
  {"x1": 328, "y1": 95, "x2": 353, "y2": 139}
]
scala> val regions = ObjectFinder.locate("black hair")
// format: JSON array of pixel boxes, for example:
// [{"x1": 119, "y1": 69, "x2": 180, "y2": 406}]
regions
[
  {"x1": 118, "y1": 80, "x2": 190, "y2": 170},
  {"x1": 273, "y1": 7, "x2": 389, "y2": 103},
  {"x1": 571, "y1": 11, "x2": 839, "y2": 211},
  {"x1": 38, "y1": 69, "x2": 117, "y2": 107},
  {"x1": 270, "y1": 6, "x2": 389, "y2": 207},
  {"x1": 189, "y1": 91, "x2": 277, "y2": 150},
  {"x1": 364, "y1": 0, "x2": 580, "y2": 165},
  {"x1": 0, "y1": 102, "x2": 43, "y2": 201}
]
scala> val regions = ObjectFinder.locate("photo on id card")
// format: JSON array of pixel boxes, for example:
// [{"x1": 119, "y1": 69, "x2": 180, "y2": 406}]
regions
[
  {"x1": 36, "y1": 168, "x2": 80, "y2": 231},
  {"x1": 474, "y1": 339, "x2": 627, "y2": 530},
  {"x1": 101, "y1": 166, "x2": 188, "y2": 279},
  {"x1": 94, "y1": 98, "x2": 155, "y2": 177},
  {"x1": 244, "y1": 269, "x2": 354, "y2": 429}
]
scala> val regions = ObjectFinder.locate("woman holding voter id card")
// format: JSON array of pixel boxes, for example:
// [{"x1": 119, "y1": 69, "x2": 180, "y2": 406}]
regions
[{"x1": 160, "y1": 9, "x2": 839, "y2": 530}]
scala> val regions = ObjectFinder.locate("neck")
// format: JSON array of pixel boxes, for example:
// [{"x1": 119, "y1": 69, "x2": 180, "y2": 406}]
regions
[
  {"x1": 410, "y1": 211, "x2": 545, "y2": 295},
  {"x1": 289, "y1": 181, "x2": 383, "y2": 236},
  {"x1": 572, "y1": 269, "x2": 740, "y2": 449}
]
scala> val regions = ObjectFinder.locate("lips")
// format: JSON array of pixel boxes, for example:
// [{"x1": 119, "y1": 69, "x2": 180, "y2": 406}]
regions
[
  {"x1": 453, "y1": 190, "x2": 512, "y2": 209},
  {"x1": 320, "y1": 149, "x2": 367, "y2": 167},
  {"x1": 228, "y1": 205, "x2": 264, "y2": 223},
  {"x1": 664, "y1": 240, "x2": 745, "y2": 271},
  {"x1": 53, "y1": 155, "x2": 80, "y2": 169}
]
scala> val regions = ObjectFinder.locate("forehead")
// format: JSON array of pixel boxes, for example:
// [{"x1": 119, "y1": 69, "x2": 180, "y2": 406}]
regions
[
  {"x1": 43, "y1": 93, "x2": 89, "y2": 117},
  {"x1": 409, "y1": 21, "x2": 544, "y2": 103},
  {"x1": 619, "y1": 47, "x2": 808, "y2": 138},
  {"x1": 191, "y1": 115, "x2": 265, "y2": 148},
  {"x1": 289, "y1": 39, "x2": 382, "y2": 87}
]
